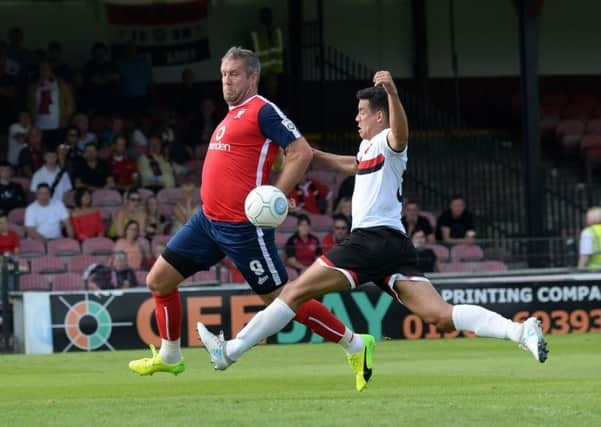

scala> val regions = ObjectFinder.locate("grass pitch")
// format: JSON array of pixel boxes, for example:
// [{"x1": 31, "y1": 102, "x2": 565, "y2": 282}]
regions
[{"x1": 1, "y1": 333, "x2": 600, "y2": 427}]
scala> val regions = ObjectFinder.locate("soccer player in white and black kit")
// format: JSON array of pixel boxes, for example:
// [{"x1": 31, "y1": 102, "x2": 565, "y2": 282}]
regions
[{"x1": 198, "y1": 71, "x2": 548, "y2": 391}]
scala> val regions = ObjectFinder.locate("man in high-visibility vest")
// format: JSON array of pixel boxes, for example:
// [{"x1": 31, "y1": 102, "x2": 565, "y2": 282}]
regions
[
  {"x1": 578, "y1": 207, "x2": 601, "y2": 268},
  {"x1": 250, "y1": 7, "x2": 284, "y2": 100}
]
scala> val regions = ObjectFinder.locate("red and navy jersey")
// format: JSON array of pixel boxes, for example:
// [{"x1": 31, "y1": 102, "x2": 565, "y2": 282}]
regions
[{"x1": 201, "y1": 95, "x2": 301, "y2": 222}]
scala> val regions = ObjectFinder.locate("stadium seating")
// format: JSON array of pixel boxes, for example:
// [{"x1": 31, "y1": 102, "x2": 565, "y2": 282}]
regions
[
  {"x1": 46, "y1": 238, "x2": 81, "y2": 257},
  {"x1": 438, "y1": 262, "x2": 474, "y2": 273},
  {"x1": 159, "y1": 203, "x2": 174, "y2": 217},
  {"x1": 311, "y1": 214, "x2": 334, "y2": 231},
  {"x1": 82, "y1": 237, "x2": 114, "y2": 256},
  {"x1": 426, "y1": 243, "x2": 450, "y2": 262},
  {"x1": 286, "y1": 266, "x2": 299, "y2": 280},
  {"x1": 472, "y1": 260, "x2": 509, "y2": 272},
  {"x1": 68, "y1": 255, "x2": 98, "y2": 274},
  {"x1": 8, "y1": 223, "x2": 24, "y2": 237},
  {"x1": 157, "y1": 187, "x2": 182, "y2": 205},
  {"x1": 18, "y1": 273, "x2": 51, "y2": 291},
  {"x1": 52, "y1": 272, "x2": 85, "y2": 291},
  {"x1": 278, "y1": 215, "x2": 297, "y2": 232},
  {"x1": 91, "y1": 189, "x2": 123, "y2": 207},
  {"x1": 450, "y1": 244, "x2": 484, "y2": 262},
  {"x1": 8, "y1": 208, "x2": 26, "y2": 226},
  {"x1": 30, "y1": 256, "x2": 67, "y2": 274},
  {"x1": 19, "y1": 239, "x2": 46, "y2": 258},
  {"x1": 137, "y1": 188, "x2": 154, "y2": 201}
]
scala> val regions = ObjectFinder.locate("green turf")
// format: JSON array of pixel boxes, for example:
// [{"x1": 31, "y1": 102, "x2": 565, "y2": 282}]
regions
[{"x1": 1, "y1": 333, "x2": 600, "y2": 427}]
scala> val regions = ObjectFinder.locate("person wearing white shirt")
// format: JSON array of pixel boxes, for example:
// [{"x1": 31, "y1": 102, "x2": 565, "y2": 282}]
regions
[
  {"x1": 25, "y1": 183, "x2": 73, "y2": 241},
  {"x1": 7, "y1": 111, "x2": 31, "y2": 166},
  {"x1": 30, "y1": 149, "x2": 72, "y2": 204}
]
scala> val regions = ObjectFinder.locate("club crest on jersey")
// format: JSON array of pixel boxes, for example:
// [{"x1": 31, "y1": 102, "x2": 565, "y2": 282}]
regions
[
  {"x1": 281, "y1": 119, "x2": 298, "y2": 132},
  {"x1": 234, "y1": 109, "x2": 247, "y2": 119}
]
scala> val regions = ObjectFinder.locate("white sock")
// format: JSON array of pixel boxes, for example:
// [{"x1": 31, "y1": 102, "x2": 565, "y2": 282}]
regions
[
  {"x1": 452, "y1": 305, "x2": 523, "y2": 342},
  {"x1": 227, "y1": 298, "x2": 296, "y2": 361},
  {"x1": 158, "y1": 338, "x2": 182, "y2": 364},
  {"x1": 339, "y1": 328, "x2": 365, "y2": 355}
]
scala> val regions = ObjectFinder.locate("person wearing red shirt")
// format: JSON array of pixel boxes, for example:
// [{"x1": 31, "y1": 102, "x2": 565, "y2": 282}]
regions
[
  {"x1": 285, "y1": 214, "x2": 322, "y2": 273},
  {"x1": 70, "y1": 187, "x2": 105, "y2": 242},
  {"x1": 321, "y1": 213, "x2": 350, "y2": 254},
  {"x1": 289, "y1": 175, "x2": 333, "y2": 215},
  {"x1": 110, "y1": 135, "x2": 139, "y2": 191},
  {"x1": 0, "y1": 212, "x2": 19, "y2": 254}
]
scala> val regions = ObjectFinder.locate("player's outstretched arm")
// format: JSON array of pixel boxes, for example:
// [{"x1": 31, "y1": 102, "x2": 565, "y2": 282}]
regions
[
  {"x1": 274, "y1": 137, "x2": 313, "y2": 195},
  {"x1": 312, "y1": 149, "x2": 357, "y2": 176},
  {"x1": 373, "y1": 71, "x2": 408, "y2": 152}
]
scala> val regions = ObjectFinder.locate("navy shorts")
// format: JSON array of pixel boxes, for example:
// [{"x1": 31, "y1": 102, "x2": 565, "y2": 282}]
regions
[{"x1": 164, "y1": 208, "x2": 288, "y2": 294}]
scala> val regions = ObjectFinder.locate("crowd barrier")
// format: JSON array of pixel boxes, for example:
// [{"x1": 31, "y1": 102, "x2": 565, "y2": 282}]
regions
[{"x1": 12, "y1": 270, "x2": 601, "y2": 354}]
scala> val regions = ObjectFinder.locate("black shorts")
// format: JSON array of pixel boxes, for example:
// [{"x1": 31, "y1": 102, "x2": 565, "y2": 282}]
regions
[{"x1": 319, "y1": 226, "x2": 429, "y2": 300}]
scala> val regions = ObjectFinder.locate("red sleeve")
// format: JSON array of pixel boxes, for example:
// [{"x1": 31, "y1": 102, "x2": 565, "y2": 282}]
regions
[{"x1": 11, "y1": 232, "x2": 20, "y2": 252}]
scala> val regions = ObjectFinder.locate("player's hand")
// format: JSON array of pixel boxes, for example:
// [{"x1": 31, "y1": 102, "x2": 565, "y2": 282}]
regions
[{"x1": 373, "y1": 71, "x2": 397, "y2": 95}]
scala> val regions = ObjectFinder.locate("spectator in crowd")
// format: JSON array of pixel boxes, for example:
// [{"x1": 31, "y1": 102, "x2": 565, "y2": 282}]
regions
[
  {"x1": 99, "y1": 116, "x2": 126, "y2": 148},
  {"x1": 334, "y1": 196, "x2": 352, "y2": 221},
  {"x1": 70, "y1": 187, "x2": 105, "y2": 242},
  {"x1": 17, "y1": 126, "x2": 44, "y2": 178},
  {"x1": 113, "y1": 219, "x2": 146, "y2": 270},
  {"x1": 27, "y1": 60, "x2": 74, "y2": 147},
  {"x1": 7, "y1": 111, "x2": 32, "y2": 166},
  {"x1": 0, "y1": 161, "x2": 26, "y2": 213},
  {"x1": 6, "y1": 27, "x2": 32, "y2": 77},
  {"x1": 289, "y1": 175, "x2": 333, "y2": 216},
  {"x1": 175, "y1": 68, "x2": 200, "y2": 118},
  {"x1": 30, "y1": 148, "x2": 72, "y2": 203},
  {"x1": 47, "y1": 41, "x2": 73, "y2": 83},
  {"x1": 115, "y1": 41, "x2": 152, "y2": 114},
  {"x1": 57, "y1": 127, "x2": 84, "y2": 184},
  {"x1": 0, "y1": 212, "x2": 19, "y2": 255},
  {"x1": 137, "y1": 135, "x2": 178, "y2": 190},
  {"x1": 111, "y1": 251, "x2": 139, "y2": 288},
  {"x1": 171, "y1": 181, "x2": 199, "y2": 233},
  {"x1": 0, "y1": 49, "x2": 18, "y2": 130},
  {"x1": 402, "y1": 201, "x2": 434, "y2": 243},
  {"x1": 82, "y1": 42, "x2": 119, "y2": 113},
  {"x1": 130, "y1": 114, "x2": 150, "y2": 149},
  {"x1": 71, "y1": 143, "x2": 114, "y2": 189},
  {"x1": 199, "y1": 98, "x2": 218, "y2": 145},
  {"x1": 578, "y1": 207, "x2": 601, "y2": 269},
  {"x1": 144, "y1": 195, "x2": 167, "y2": 240},
  {"x1": 285, "y1": 214, "x2": 322, "y2": 273},
  {"x1": 109, "y1": 188, "x2": 146, "y2": 238},
  {"x1": 412, "y1": 230, "x2": 439, "y2": 273},
  {"x1": 110, "y1": 135, "x2": 139, "y2": 191},
  {"x1": 72, "y1": 112, "x2": 97, "y2": 152},
  {"x1": 25, "y1": 183, "x2": 72, "y2": 241},
  {"x1": 435, "y1": 194, "x2": 476, "y2": 245},
  {"x1": 321, "y1": 213, "x2": 350, "y2": 254}
]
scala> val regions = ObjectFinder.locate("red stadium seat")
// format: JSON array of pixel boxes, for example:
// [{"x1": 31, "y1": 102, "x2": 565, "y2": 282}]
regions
[
  {"x1": 30, "y1": 256, "x2": 67, "y2": 274},
  {"x1": 438, "y1": 262, "x2": 474, "y2": 274},
  {"x1": 19, "y1": 238, "x2": 46, "y2": 258},
  {"x1": 310, "y1": 214, "x2": 334, "y2": 231},
  {"x1": 92, "y1": 189, "x2": 123, "y2": 207},
  {"x1": 47, "y1": 238, "x2": 81, "y2": 257},
  {"x1": 425, "y1": 244, "x2": 450, "y2": 262},
  {"x1": 450, "y1": 244, "x2": 484, "y2": 262},
  {"x1": 8, "y1": 223, "x2": 24, "y2": 237},
  {"x1": 52, "y1": 272, "x2": 85, "y2": 291},
  {"x1": 472, "y1": 261, "x2": 509, "y2": 273},
  {"x1": 68, "y1": 255, "x2": 97, "y2": 274},
  {"x1": 157, "y1": 187, "x2": 182, "y2": 205},
  {"x1": 8, "y1": 207, "x2": 26, "y2": 226},
  {"x1": 137, "y1": 188, "x2": 154, "y2": 201},
  {"x1": 18, "y1": 273, "x2": 51, "y2": 291},
  {"x1": 82, "y1": 237, "x2": 114, "y2": 256}
]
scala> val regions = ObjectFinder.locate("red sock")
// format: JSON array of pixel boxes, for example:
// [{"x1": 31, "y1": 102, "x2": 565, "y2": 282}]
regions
[
  {"x1": 294, "y1": 299, "x2": 347, "y2": 343},
  {"x1": 153, "y1": 289, "x2": 182, "y2": 341}
]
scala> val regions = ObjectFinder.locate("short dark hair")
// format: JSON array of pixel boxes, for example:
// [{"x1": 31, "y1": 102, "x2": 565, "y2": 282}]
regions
[
  {"x1": 36, "y1": 183, "x2": 50, "y2": 191},
  {"x1": 356, "y1": 86, "x2": 389, "y2": 117},
  {"x1": 297, "y1": 214, "x2": 311, "y2": 226},
  {"x1": 332, "y1": 213, "x2": 349, "y2": 226},
  {"x1": 450, "y1": 194, "x2": 464, "y2": 203}
]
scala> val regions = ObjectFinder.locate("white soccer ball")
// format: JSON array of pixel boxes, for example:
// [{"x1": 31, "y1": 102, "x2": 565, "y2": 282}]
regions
[{"x1": 244, "y1": 185, "x2": 289, "y2": 228}]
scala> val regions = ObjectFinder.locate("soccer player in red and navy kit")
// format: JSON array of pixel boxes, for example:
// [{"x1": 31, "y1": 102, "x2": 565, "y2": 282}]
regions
[{"x1": 129, "y1": 47, "x2": 370, "y2": 382}]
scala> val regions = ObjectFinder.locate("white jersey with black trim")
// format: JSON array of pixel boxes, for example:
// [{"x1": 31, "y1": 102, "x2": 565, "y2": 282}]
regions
[{"x1": 351, "y1": 128, "x2": 407, "y2": 233}]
